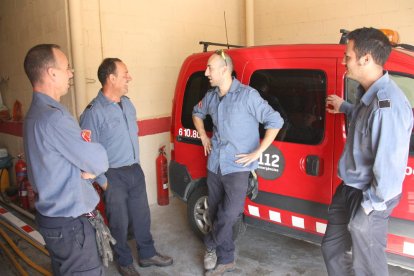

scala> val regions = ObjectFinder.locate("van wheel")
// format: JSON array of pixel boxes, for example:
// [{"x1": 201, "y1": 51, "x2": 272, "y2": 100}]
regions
[{"x1": 187, "y1": 185, "x2": 246, "y2": 241}]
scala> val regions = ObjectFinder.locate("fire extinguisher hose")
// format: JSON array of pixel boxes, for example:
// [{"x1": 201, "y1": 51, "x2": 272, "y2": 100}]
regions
[
  {"x1": 0, "y1": 241, "x2": 29, "y2": 276},
  {"x1": 0, "y1": 219, "x2": 49, "y2": 256},
  {"x1": 0, "y1": 226, "x2": 52, "y2": 276}
]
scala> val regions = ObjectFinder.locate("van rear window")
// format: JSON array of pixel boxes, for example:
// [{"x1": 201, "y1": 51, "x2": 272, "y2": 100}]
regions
[
  {"x1": 250, "y1": 69, "x2": 326, "y2": 145},
  {"x1": 181, "y1": 71, "x2": 213, "y2": 131}
]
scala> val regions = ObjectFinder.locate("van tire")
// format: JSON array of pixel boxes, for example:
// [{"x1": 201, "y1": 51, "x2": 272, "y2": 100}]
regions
[{"x1": 187, "y1": 184, "x2": 246, "y2": 241}]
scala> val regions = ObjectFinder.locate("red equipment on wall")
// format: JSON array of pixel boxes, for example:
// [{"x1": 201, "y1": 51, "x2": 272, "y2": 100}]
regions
[
  {"x1": 15, "y1": 154, "x2": 27, "y2": 183},
  {"x1": 15, "y1": 154, "x2": 35, "y2": 211},
  {"x1": 156, "y1": 146, "x2": 169, "y2": 206},
  {"x1": 18, "y1": 179, "x2": 29, "y2": 210}
]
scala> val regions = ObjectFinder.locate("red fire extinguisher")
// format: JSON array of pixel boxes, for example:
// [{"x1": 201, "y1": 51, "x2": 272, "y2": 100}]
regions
[
  {"x1": 156, "y1": 145, "x2": 169, "y2": 206},
  {"x1": 15, "y1": 154, "x2": 35, "y2": 211},
  {"x1": 19, "y1": 179, "x2": 30, "y2": 210},
  {"x1": 15, "y1": 153, "x2": 27, "y2": 183}
]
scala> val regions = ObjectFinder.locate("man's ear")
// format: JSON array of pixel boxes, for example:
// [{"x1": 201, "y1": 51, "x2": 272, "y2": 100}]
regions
[
  {"x1": 359, "y1": 54, "x2": 371, "y2": 66},
  {"x1": 222, "y1": 64, "x2": 228, "y2": 74},
  {"x1": 47, "y1": 67, "x2": 56, "y2": 78},
  {"x1": 108, "y1": 74, "x2": 116, "y2": 84}
]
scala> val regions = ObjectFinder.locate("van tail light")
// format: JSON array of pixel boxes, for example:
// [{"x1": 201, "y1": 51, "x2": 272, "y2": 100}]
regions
[{"x1": 170, "y1": 98, "x2": 176, "y2": 161}]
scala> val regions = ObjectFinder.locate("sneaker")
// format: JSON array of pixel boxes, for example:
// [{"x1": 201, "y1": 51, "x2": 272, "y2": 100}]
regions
[
  {"x1": 118, "y1": 264, "x2": 140, "y2": 276},
  {"x1": 205, "y1": 261, "x2": 236, "y2": 276},
  {"x1": 138, "y1": 252, "x2": 173, "y2": 267},
  {"x1": 204, "y1": 248, "x2": 217, "y2": 270}
]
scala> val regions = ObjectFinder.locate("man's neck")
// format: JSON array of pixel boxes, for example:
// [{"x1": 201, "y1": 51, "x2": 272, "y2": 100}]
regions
[
  {"x1": 33, "y1": 84, "x2": 61, "y2": 102},
  {"x1": 102, "y1": 88, "x2": 121, "y2": 102},
  {"x1": 218, "y1": 77, "x2": 233, "y2": 97},
  {"x1": 360, "y1": 69, "x2": 384, "y2": 92}
]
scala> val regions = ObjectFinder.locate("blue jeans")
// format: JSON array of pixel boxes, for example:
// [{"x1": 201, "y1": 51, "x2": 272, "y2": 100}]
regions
[
  {"x1": 36, "y1": 213, "x2": 103, "y2": 276},
  {"x1": 204, "y1": 169, "x2": 250, "y2": 265},
  {"x1": 105, "y1": 163, "x2": 156, "y2": 266}
]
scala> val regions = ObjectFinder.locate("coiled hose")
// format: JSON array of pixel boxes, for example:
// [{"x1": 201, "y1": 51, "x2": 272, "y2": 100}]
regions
[{"x1": 0, "y1": 223, "x2": 51, "y2": 275}]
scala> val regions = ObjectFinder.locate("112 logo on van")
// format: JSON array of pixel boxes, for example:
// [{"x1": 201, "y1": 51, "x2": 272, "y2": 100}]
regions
[{"x1": 257, "y1": 144, "x2": 285, "y2": 180}]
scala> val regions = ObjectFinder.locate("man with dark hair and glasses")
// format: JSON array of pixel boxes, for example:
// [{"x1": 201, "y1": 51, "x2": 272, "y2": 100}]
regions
[
  {"x1": 193, "y1": 50, "x2": 284, "y2": 275},
  {"x1": 80, "y1": 58, "x2": 173, "y2": 276},
  {"x1": 323, "y1": 27, "x2": 413, "y2": 275},
  {"x1": 23, "y1": 44, "x2": 109, "y2": 275}
]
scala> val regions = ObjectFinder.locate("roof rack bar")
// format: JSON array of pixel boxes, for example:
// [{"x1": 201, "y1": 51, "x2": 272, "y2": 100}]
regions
[{"x1": 199, "y1": 41, "x2": 244, "y2": 52}]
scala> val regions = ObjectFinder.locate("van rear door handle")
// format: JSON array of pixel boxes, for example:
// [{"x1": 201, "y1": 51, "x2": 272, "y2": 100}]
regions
[{"x1": 305, "y1": 155, "x2": 323, "y2": 176}]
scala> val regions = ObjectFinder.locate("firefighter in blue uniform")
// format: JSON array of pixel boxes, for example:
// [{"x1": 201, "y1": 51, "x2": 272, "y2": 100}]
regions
[
  {"x1": 193, "y1": 50, "x2": 284, "y2": 276},
  {"x1": 323, "y1": 28, "x2": 413, "y2": 276},
  {"x1": 80, "y1": 58, "x2": 173, "y2": 276},
  {"x1": 23, "y1": 44, "x2": 109, "y2": 275}
]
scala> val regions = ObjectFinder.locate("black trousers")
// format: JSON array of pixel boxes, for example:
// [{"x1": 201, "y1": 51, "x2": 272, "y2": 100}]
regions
[
  {"x1": 321, "y1": 183, "x2": 400, "y2": 276},
  {"x1": 105, "y1": 163, "x2": 156, "y2": 266},
  {"x1": 36, "y1": 213, "x2": 103, "y2": 276},
  {"x1": 204, "y1": 169, "x2": 250, "y2": 265}
]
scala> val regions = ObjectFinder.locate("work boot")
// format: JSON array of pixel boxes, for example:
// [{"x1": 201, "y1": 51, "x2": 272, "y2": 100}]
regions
[
  {"x1": 138, "y1": 252, "x2": 173, "y2": 267},
  {"x1": 205, "y1": 261, "x2": 236, "y2": 276},
  {"x1": 118, "y1": 264, "x2": 140, "y2": 276},
  {"x1": 204, "y1": 248, "x2": 217, "y2": 270}
]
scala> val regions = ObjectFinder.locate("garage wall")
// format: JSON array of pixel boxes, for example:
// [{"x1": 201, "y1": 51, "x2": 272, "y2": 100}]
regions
[
  {"x1": 0, "y1": 0, "x2": 73, "y2": 119},
  {"x1": 254, "y1": 0, "x2": 414, "y2": 45},
  {"x1": 80, "y1": 0, "x2": 246, "y2": 119}
]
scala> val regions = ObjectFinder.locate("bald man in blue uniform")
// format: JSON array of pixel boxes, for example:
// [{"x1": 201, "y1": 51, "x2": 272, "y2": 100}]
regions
[{"x1": 23, "y1": 44, "x2": 109, "y2": 275}]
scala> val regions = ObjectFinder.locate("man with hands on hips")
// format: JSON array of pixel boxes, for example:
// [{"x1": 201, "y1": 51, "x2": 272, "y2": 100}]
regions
[{"x1": 193, "y1": 49, "x2": 284, "y2": 276}]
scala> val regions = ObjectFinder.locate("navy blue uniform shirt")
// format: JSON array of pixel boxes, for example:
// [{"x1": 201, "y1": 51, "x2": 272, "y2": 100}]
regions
[
  {"x1": 80, "y1": 90, "x2": 140, "y2": 185},
  {"x1": 24, "y1": 92, "x2": 109, "y2": 217},
  {"x1": 338, "y1": 72, "x2": 413, "y2": 213},
  {"x1": 193, "y1": 78, "x2": 284, "y2": 175}
]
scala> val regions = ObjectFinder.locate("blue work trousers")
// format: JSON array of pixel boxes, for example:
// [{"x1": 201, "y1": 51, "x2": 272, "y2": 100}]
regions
[
  {"x1": 105, "y1": 163, "x2": 156, "y2": 266},
  {"x1": 321, "y1": 183, "x2": 400, "y2": 276},
  {"x1": 36, "y1": 213, "x2": 103, "y2": 276},
  {"x1": 204, "y1": 169, "x2": 249, "y2": 265}
]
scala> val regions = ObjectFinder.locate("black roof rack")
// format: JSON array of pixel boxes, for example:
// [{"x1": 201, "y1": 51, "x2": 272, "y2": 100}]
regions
[{"x1": 199, "y1": 41, "x2": 244, "y2": 52}]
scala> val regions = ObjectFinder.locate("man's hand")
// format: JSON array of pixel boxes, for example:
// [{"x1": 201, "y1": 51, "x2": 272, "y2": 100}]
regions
[
  {"x1": 200, "y1": 135, "x2": 212, "y2": 156},
  {"x1": 81, "y1": 171, "x2": 96, "y2": 179},
  {"x1": 326, "y1": 95, "x2": 344, "y2": 114},
  {"x1": 235, "y1": 150, "x2": 261, "y2": 167}
]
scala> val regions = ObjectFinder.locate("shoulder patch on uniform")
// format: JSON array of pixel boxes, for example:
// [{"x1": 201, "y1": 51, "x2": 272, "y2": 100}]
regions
[
  {"x1": 81, "y1": 129, "x2": 92, "y2": 142},
  {"x1": 378, "y1": 99, "x2": 391, "y2": 109}
]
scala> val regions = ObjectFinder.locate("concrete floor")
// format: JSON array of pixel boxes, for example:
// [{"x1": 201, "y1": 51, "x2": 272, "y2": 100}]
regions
[
  {"x1": 1, "y1": 197, "x2": 414, "y2": 275},
  {"x1": 105, "y1": 197, "x2": 414, "y2": 276}
]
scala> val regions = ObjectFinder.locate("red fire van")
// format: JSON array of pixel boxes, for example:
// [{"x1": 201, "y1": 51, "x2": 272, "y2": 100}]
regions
[{"x1": 169, "y1": 33, "x2": 414, "y2": 269}]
